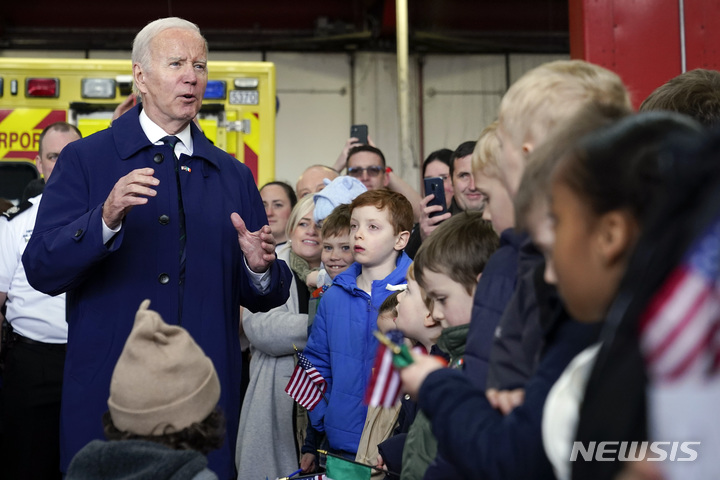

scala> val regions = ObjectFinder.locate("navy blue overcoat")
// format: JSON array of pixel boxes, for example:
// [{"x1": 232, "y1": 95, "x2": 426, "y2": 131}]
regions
[{"x1": 23, "y1": 105, "x2": 291, "y2": 479}]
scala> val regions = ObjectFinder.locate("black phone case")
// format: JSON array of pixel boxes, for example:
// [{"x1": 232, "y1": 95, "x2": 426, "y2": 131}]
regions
[
  {"x1": 350, "y1": 124, "x2": 368, "y2": 144},
  {"x1": 424, "y1": 177, "x2": 447, "y2": 218}
]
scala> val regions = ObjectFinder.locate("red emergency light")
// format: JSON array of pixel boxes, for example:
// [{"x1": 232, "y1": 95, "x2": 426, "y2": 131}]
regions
[{"x1": 26, "y1": 78, "x2": 59, "y2": 97}]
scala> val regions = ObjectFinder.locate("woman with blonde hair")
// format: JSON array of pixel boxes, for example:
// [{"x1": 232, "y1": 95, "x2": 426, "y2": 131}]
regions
[{"x1": 235, "y1": 195, "x2": 321, "y2": 480}]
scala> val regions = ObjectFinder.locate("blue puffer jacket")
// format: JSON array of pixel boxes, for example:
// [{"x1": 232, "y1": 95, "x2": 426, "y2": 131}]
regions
[{"x1": 303, "y1": 252, "x2": 412, "y2": 453}]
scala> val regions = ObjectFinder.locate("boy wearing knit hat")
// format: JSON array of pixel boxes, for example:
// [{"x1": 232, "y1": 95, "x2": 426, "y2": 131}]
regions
[{"x1": 66, "y1": 300, "x2": 224, "y2": 480}]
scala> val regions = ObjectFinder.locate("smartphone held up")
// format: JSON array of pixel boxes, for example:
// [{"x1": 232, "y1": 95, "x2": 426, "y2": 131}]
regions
[
  {"x1": 350, "y1": 124, "x2": 368, "y2": 145},
  {"x1": 423, "y1": 177, "x2": 447, "y2": 218}
]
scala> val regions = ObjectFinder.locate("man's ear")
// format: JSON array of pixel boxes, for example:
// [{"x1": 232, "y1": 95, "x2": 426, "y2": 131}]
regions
[
  {"x1": 394, "y1": 230, "x2": 410, "y2": 251},
  {"x1": 34, "y1": 154, "x2": 44, "y2": 177},
  {"x1": 595, "y1": 210, "x2": 639, "y2": 266},
  {"x1": 133, "y1": 64, "x2": 148, "y2": 95}
]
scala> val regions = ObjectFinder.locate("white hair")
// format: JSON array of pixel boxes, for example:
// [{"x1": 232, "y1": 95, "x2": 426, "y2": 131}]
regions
[{"x1": 131, "y1": 17, "x2": 207, "y2": 72}]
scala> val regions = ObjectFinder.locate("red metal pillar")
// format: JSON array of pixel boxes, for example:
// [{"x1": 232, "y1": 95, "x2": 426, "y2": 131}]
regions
[
  {"x1": 570, "y1": 0, "x2": 720, "y2": 109},
  {"x1": 683, "y1": 0, "x2": 720, "y2": 70}
]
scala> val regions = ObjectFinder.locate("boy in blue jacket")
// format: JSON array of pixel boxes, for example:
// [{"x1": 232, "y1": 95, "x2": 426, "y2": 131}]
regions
[{"x1": 303, "y1": 189, "x2": 413, "y2": 457}]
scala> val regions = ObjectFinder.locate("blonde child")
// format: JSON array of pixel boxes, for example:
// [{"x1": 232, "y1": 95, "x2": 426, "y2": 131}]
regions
[
  {"x1": 472, "y1": 121, "x2": 515, "y2": 235},
  {"x1": 496, "y1": 59, "x2": 631, "y2": 197},
  {"x1": 464, "y1": 121, "x2": 528, "y2": 397}
]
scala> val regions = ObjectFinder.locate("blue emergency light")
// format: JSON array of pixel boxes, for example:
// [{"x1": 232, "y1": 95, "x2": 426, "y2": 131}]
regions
[{"x1": 204, "y1": 80, "x2": 226, "y2": 100}]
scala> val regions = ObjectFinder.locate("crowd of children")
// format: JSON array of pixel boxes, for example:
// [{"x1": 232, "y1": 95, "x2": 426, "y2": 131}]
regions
[{"x1": 56, "y1": 61, "x2": 720, "y2": 480}]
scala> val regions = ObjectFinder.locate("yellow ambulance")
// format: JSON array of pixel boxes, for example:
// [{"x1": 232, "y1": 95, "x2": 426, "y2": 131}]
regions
[{"x1": 0, "y1": 58, "x2": 276, "y2": 201}]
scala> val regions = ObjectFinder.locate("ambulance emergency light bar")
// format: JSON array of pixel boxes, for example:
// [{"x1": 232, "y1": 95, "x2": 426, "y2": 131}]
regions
[
  {"x1": 17, "y1": 75, "x2": 253, "y2": 101},
  {"x1": 82, "y1": 79, "x2": 116, "y2": 99},
  {"x1": 79, "y1": 78, "x2": 227, "y2": 100},
  {"x1": 81, "y1": 76, "x2": 133, "y2": 98},
  {"x1": 204, "y1": 80, "x2": 226, "y2": 100},
  {"x1": 27, "y1": 78, "x2": 59, "y2": 97},
  {"x1": 234, "y1": 78, "x2": 258, "y2": 89}
]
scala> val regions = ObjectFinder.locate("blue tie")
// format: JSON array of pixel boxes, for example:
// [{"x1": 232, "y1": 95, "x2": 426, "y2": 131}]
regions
[{"x1": 161, "y1": 135, "x2": 187, "y2": 319}]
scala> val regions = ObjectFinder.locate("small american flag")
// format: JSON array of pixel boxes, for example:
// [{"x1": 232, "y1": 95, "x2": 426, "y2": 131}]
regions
[
  {"x1": 274, "y1": 474, "x2": 327, "y2": 480},
  {"x1": 285, "y1": 350, "x2": 327, "y2": 411},
  {"x1": 275, "y1": 472, "x2": 328, "y2": 480},
  {"x1": 640, "y1": 214, "x2": 720, "y2": 382},
  {"x1": 364, "y1": 330, "x2": 405, "y2": 408}
]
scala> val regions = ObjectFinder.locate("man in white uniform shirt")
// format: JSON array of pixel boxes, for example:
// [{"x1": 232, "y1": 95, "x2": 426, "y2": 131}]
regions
[{"x1": 0, "y1": 121, "x2": 81, "y2": 479}]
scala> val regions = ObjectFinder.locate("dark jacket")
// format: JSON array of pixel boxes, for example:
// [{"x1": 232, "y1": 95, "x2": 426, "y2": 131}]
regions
[
  {"x1": 486, "y1": 240, "x2": 547, "y2": 390},
  {"x1": 418, "y1": 314, "x2": 601, "y2": 480},
  {"x1": 67, "y1": 440, "x2": 217, "y2": 480},
  {"x1": 22, "y1": 105, "x2": 292, "y2": 479},
  {"x1": 464, "y1": 229, "x2": 526, "y2": 389}
]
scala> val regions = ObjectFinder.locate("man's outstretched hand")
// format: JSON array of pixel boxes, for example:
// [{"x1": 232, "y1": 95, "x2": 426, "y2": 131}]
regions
[{"x1": 231, "y1": 213, "x2": 276, "y2": 273}]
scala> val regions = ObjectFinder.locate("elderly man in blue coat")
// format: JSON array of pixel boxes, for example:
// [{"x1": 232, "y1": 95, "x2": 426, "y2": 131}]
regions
[{"x1": 22, "y1": 17, "x2": 291, "y2": 480}]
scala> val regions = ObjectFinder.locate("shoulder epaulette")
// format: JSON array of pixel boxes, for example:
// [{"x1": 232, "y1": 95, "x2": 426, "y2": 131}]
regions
[{"x1": 2, "y1": 200, "x2": 33, "y2": 221}]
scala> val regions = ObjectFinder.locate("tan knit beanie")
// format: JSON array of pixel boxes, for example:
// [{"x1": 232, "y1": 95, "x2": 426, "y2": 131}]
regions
[{"x1": 108, "y1": 299, "x2": 221, "y2": 436}]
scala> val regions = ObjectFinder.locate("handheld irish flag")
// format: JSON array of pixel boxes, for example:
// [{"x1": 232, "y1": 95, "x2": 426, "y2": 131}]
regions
[
  {"x1": 364, "y1": 330, "x2": 412, "y2": 408},
  {"x1": 318, "y1": 450, "x2": 373, "y2": 480},
  {"x1": 285, "y1": 347, "x2": 327, "y2": 411}
]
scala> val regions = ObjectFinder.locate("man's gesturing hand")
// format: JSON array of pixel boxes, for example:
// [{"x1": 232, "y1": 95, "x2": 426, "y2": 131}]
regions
[
  {"x1": 231, "y1": 213, "x2": 277, "y2": 273},
  {"x1": 103, "y1": 168, "x2": 159, "y2": 229}
]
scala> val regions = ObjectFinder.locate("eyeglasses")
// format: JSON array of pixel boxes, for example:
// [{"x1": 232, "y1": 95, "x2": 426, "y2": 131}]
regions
[{"x1": 347, "y1": 165, "x2": 384, "y2": 178}]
